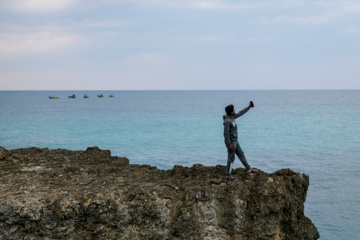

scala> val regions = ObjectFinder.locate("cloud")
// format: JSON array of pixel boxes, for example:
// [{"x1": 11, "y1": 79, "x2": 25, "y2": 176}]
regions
[
  {"x1": 344, "y1": 28, "x2": 360, "y2": 34},
  {"x1": 265, "y1": 0, "x2": 360, "y2": 25},
  {"x1": 74, "y1": 19, "x2": 127, "y2": 29},
  {"x1": 269, "y1": 14, "x2": 333, "y2": 25},
  {"x1": 3, "y1": 0, "x2": 77, "y2": 12},
  {"x1": 170, "y1": 0, "x2": 257, "y2": 10},
  {"x1": 125, "y1": 52, "x2": 174, "y2": 66},
  {"x1": 0, "y1": 17, "x2": 125, "y2": 56},
  {"x1": 0, "y1": 31, "x2": 81, "y2": 55},
  {"x1": 110, "y1": 0, "x2": 259, "y2": 10},
  {"x1": 193, "y1": 36, "x2": 221, "y2": 42},
  {"x1": 327, "y1": 1, "x2": 360, "y2": 13}
]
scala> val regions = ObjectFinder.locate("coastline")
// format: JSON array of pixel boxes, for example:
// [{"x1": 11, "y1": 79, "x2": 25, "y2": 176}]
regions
[{"x1": 0, "y1": 146, "x2": 319, "y2": 239}]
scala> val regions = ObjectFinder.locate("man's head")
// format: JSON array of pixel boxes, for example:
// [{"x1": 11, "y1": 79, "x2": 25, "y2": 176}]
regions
[{"x1": 225, "y1": 104, "x2": 234, "y2": 116}]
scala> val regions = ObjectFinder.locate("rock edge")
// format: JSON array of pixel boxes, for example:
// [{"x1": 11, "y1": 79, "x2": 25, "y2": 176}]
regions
[{"x1": 0, "y1": 146, "x2": 320, "y2": 240}]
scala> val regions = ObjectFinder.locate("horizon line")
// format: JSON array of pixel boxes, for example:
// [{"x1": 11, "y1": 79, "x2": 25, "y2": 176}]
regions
[{"x1": 1, "y1": 89, "x2": 359, "y2": 91}]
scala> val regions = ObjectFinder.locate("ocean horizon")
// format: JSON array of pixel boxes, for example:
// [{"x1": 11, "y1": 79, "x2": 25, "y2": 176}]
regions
[{"x1": 1, "y1": 90, "x2": 359, "y2": 239}]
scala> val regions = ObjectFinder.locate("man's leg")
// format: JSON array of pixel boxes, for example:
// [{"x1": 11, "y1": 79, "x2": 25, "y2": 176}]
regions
[
  {"x1": 234, "y1": 141, "x2": 251, "y2": 170},
  {"x1": 226, "y1": 146, "x2": 236, "y2": 175}
]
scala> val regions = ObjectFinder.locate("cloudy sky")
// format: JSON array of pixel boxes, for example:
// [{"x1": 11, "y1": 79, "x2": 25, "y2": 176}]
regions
[{"x1": 1, "y1": 0, "x2": 359, "y2": 90}]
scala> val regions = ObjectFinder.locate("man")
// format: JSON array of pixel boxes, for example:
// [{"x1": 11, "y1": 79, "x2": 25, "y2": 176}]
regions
[{"x1": 223, "y1": 102, "x2": 255, "y2": 180}]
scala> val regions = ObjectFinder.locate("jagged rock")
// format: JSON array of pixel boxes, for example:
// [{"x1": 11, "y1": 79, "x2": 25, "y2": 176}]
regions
[
  {"x1": 0, "y1": 147, "x2": 11, "y2": 161},
  {"x1": 0, "y1": 146, "x2": 319, "y2": 240}
]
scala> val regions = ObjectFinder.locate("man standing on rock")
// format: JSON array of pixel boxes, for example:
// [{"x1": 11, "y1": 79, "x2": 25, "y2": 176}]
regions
[{"x1": 223, "y1": 102, "x2": 255, "y2": 180}]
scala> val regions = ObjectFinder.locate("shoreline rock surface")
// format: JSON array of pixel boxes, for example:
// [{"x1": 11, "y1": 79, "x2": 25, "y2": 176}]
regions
[{"x1": 0, "y1": 146, "x2": 319, "y2": 239}]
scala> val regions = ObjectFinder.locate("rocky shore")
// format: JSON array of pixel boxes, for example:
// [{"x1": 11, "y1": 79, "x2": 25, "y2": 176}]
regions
[{"x1": 0, "y1": 146, "x2": 319, "y2": 240}]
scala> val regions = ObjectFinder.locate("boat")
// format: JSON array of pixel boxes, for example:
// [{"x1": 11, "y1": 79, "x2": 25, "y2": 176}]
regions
[
  {"x1": 68, "y1": 94, "x2": 76, "y2": 99},
  {"x1": 49, "y1": 96, "x2": 59, "y2": 99},
  {"x1": 84, "y1": 94, "x2": 89, "y2": 98},
  {"x1": 97, "y1": 94, "x2": 104, "y2": 98},
  {"x1": 109, "y1": 94, "x2": 115, "y2": 98}
]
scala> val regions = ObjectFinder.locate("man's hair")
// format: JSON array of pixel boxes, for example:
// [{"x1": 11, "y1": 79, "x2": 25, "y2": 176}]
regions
[{"x1": 225, "y1": 104, "x2": 234, "y2": 116}]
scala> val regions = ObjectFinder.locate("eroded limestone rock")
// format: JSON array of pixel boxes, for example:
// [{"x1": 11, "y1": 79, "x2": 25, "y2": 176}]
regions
[{"x1": 0, "y1": 146, "x2": 319, "y2": 239}]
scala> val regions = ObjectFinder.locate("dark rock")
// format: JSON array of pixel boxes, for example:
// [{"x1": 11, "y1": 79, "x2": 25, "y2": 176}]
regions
[
  {"x1": 0, "y1": 146, "x2": 11, "y2": 161},
  {"x1": 0, "y1": 146, "x2": 319, "y2": 240}
]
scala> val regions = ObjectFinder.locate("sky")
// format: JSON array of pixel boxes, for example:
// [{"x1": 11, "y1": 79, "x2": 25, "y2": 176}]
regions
[{"x1": 0, "y1": 0, "x2": 360, "y2": 90}]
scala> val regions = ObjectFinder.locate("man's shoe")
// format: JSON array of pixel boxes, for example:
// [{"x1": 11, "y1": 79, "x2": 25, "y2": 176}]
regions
[{"x1": 226, "y1": 175, "x2": 234, "y2": 180}]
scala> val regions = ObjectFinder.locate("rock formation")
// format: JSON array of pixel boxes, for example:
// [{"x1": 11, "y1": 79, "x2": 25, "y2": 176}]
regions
[{"x1": 0, "y1": 146, "x2": 319, "y2": 239}]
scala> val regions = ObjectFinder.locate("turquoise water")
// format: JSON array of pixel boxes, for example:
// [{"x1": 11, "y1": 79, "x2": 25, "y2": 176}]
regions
[{"x1": 1, "y1": 90, "x2": 359, "y2": 239}]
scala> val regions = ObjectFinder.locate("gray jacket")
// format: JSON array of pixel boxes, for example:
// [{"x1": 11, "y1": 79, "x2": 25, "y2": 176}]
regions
[{"x1": 223, "y1": 107, "x2": 250, "y2": 147}]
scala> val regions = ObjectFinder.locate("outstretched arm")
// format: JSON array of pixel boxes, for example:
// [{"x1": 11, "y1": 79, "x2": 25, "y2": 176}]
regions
[
  {"x1": 234, "y1": 101, "x2": 254, "y2": 118},
  {"x1": 234, "y1": 107, "x2": 249, "y2": 118}
]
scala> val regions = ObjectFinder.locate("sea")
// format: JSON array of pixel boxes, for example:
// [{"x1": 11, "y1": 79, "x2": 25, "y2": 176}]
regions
[{"x1": 0, "y1": 90, "x2": 359, "y2": 239}]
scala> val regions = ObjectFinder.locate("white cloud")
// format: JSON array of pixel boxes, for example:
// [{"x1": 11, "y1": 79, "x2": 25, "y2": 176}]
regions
[
  {"x1": 75, "y1": 19, "x2": 127, "y2": 29},
  {"x1": 173, "y1": 0, "x2": 257, "y2": 10},
  {"x1": 125, "y1": 52, "x2": 174, "y2": 66},
  {"x1": 325, "y1": 1, "x2": 360, "y2": 13},
  {"x1": 0, "y1": 31, "x2": 81, "y2": 55},
  {"x1": 344, "y1": 28, "x2": 360, "y2": 34},
  {"x1": 269, "y1": 14, "x2": 334, "y2": 25},
  {"x1": 193, "y1": 36, "x2": 271, "y2": 43},
  {"x1": 111, "y1": 0, "x2": 259, "y2": 10},
  {"x1": 4, "y1": 0, "x2": 77, "y2": 12},
  {"x1": 244, "y1": 37, "x2": 264, "y2": 42},
  {"x1": 265, "y1": 0, "x2": 360, "y2": 25},
  {"x1": 194, "y1": 36, "x2": 221, "y2": 42}
]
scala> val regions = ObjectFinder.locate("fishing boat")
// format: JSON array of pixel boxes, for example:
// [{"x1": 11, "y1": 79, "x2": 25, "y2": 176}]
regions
[
  {"x1": 49, "y1": 96, "x2": 59, "y2": 99},
  {"x1": 97, "y1": 94, "x2": 104, "y2": 98},
  {"x1": 84, "y1": 94, "x2": 89, "y2": 98},
  {"x1": 109, "y1": 94, "x2": 115, "y2": 98},
  {"x1": 68, "y1": 94, "x2": 76, "y2": 99}
]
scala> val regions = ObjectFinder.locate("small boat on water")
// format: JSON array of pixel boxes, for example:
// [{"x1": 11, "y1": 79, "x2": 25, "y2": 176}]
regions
[
  {"x1": 49, "y1": 96, "x2": 59, "y2": 99},
  {"x1": 68, "y1": 94, "x2": 76, "y2": 99},
  {"x1": 98, "y1": 94, "x2": 104, "y2": 98},
  {"x1": 84, "y1": 94, "x2": 89, "y2": 98},
  {"x1": 109, "y1": 94, "x2": 115, "y2": 98}
]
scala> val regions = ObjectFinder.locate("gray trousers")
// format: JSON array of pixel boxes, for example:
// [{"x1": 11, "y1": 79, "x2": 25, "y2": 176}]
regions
[{"x1": 226, "y1": 141, "x2": 251, "y2": 175}]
